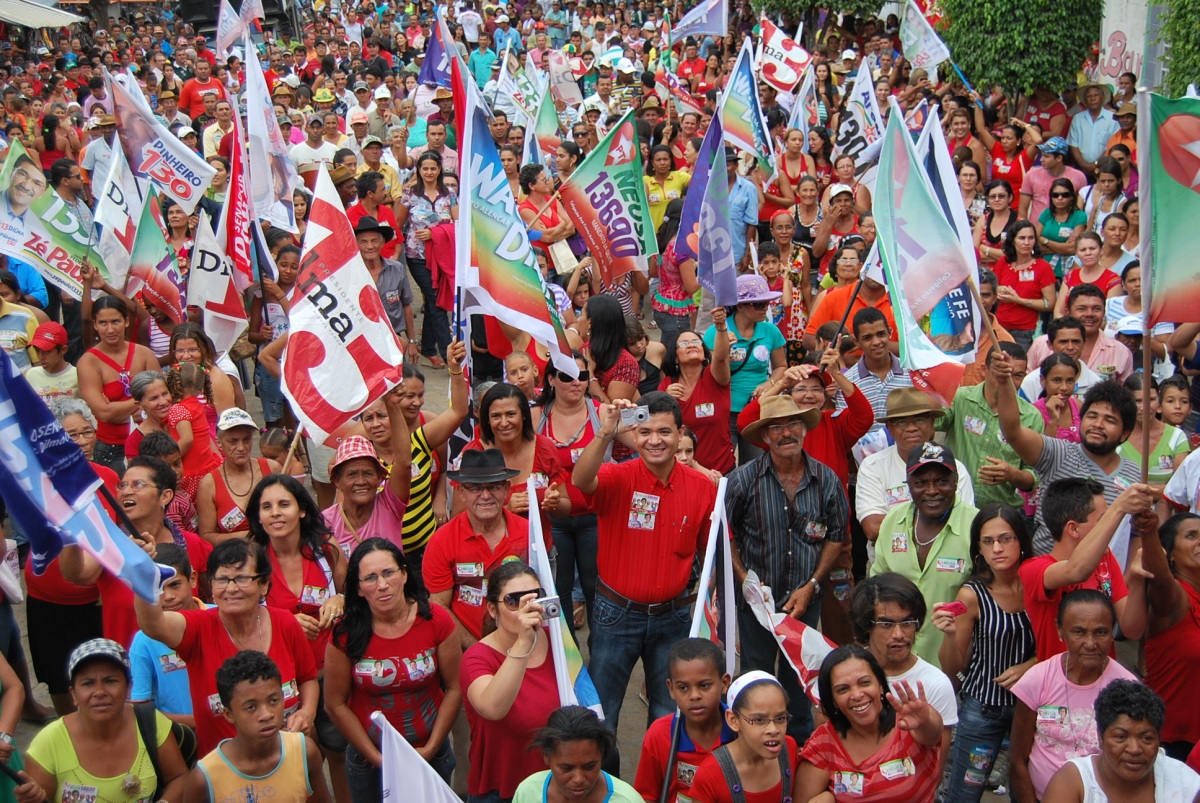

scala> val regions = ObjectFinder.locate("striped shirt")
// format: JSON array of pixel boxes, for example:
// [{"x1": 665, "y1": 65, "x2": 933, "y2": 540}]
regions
[
  {"x1": 843, "y1": 355, "x2": 912, "y2": 438},
  {"x1": 726, "y1": 452, "x2": 848, "y2": 604},
  {"x1": 402, "y1": 426, "x2": 439, "y2": 553},
  {"x1": 1031, "y1": 436, "x2": 1140, "y2": 560},
  {"x1": 962, "y1": 580, "x2": 1036, "y2": 707}
]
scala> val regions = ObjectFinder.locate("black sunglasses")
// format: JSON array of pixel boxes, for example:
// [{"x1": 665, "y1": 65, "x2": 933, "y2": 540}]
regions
[
  {"x1": 502, "y1": 587, "x2": 544, "y2": 609},
  {"x1": 1050, "y1": 192, "x2": 1074, "y2": 198},
  {"x1": 745, "y1": 301, "x2": 769, "y2": 309},
  {"x1": 556, "y1": 369, "x2": 590, "y2": 383}
]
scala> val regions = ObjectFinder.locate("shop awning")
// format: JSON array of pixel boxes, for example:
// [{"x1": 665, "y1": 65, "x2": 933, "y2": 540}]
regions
[{"x1": 0, "y1": 0, "x2": 84, "y2": 27}]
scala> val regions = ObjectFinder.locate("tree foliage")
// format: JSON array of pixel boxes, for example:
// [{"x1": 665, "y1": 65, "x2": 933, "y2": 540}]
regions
[
  {"x1": 940, "y1": 0, "x2": 1098, "y2": 95},
  {"x1": 1162, "y1": 0, "x2": 1200, "y2": 96},
  {"x1": 754, "y1": 0, "x2": 882, "y2": 48}
]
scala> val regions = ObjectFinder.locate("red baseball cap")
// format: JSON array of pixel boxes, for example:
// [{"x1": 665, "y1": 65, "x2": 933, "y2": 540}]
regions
[{"x1": 30, "y1": 321, "x2": 67, "y2": 350}]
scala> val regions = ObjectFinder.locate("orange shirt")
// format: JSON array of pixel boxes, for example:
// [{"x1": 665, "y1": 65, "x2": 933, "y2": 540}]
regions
[{"x1": 804, "y1": 282, "x2": 898, "y2": 341}]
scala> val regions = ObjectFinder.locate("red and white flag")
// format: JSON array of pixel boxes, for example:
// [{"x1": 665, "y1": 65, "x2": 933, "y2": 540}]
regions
[
  {"x1": 223, "y1": 113, "x2": 255, "y2": 292},
  {"x1": 758, "y1": 17, "x2": 812, "y2": 92},
  {"x1": 280, "y1": 168, "x2": 406, "y2": 445},
  {"x1": 743, "y1": 570, "x2": 836, "y2": 703}
]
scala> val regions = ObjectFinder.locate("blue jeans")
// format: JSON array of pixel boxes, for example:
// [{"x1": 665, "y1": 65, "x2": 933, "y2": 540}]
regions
[
  {"x1": 736, "y1": 599, "x2": 819, "y2": 745},
  {"x1": 551, "y1": 514, "x2": 598, "y2": 640},
  {"x1": 654, "y1": 310, "x2": 691, "y2": 345},
  {"x1": 345, "y1": 738, "x2": 455, "y2": 803},
  {"x1": 944, "y1": 695, "x2": 1015, "y2": 803},
  {"x1": 588, "y1": 591, "x2": 690, "y2": 735},
  {"x1": 254, "y1": 360, "x2": 287, "y2": 424},
  {"x1": 407, "y1": 257, "x2": 450, "y2": 359}
]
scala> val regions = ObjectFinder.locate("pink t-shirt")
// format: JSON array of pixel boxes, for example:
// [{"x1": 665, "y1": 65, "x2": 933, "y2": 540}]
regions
[
  {"x1": 321, "y1": 484, "x2": 408, "y2": 558},
  {"x1": 1009, "y1": 654, "x2": 1136, "y2": 799}
]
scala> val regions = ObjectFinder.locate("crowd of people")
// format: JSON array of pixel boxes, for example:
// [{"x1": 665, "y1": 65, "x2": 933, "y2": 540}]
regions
[{"x1": 0, "y1": 1, "x2": 1194, "y2": 802}]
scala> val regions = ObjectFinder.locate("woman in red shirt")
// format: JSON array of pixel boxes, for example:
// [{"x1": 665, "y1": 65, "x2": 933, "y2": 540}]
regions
[
  {"x1": 325, "y1": 538, "x2": 461, "y2": 796},
  {"x1": 795, "y1": 645, "x2": 944, "y2": 802},
  {"x1": 461, "y1": 561, "x2": 561, "y2": 801},
  {"x1": 992, "y1": 221, "x2": 1057, "y2": 352},
  {"x1": 658, "y1": 308, "x2": 734, "y2": 474},
  {"x1": 971, "y1": 93, "x2": 1040, "y2": 206}
]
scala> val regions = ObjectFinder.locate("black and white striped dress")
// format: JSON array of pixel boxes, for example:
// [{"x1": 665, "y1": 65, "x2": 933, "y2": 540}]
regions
[{"x1": 962, "y1": 579, "x2": 1037, "y2": 707}]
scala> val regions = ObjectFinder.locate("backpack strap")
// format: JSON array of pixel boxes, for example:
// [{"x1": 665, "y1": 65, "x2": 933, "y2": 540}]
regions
[
  {"x1": 711, "y1": 745, "x2": 748, "y2": 803},
  {"x1": 778, "y1": 746, "x2": 794, "y2": 803},
  {"x1": 133, "y1": 702, "x2": 163, "y2": 797}
]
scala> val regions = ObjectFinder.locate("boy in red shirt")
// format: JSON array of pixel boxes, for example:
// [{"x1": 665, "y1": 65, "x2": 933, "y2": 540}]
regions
[
  {"x1": 634, "y1": 639, "x2": 733, "y2": 802},
  {"x1": 1018, "y1": 477, "x2": 1154, "y2": 660}
]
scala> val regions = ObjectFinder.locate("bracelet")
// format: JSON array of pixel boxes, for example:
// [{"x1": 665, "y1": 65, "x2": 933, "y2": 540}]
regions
[
  {"x1": 449, "y1": 369, "x2": 464, "y2": 376},
  {"x1": 506, "y1": 629, "x2": 538, "y2": 659}
]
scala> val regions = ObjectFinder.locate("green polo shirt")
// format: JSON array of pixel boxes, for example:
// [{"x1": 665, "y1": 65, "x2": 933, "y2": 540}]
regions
[
  {"x1": 870, "y1": 500, "x2": 980, "y2": 668},
  {"x1": 939, "y1": 383, "x2": 1044, "y2": 508}
]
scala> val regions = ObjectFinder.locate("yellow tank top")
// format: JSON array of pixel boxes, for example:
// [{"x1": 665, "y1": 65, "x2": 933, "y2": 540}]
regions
[{"x1": 197, "y1": 731, "x2": 311, "y2": 802}]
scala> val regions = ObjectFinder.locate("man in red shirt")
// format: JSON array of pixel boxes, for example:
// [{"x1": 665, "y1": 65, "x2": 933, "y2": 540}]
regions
[
  {"x1": 572, "y1": 392, "x2": 716, "y2": 758},
  {"x1": 178, "y1": 59, "x2": 228, "y2": 120},
  {"x1": 676, "y1": 39, "x2": 705, "y2": 85},
  {"x1": 194, "y1": 36, "x2": 218, "y2": 67},
  {"x1": 1018, "y1": 477, "x2": 1153, "y2": 660},
  {"x1": 423, "y1": 449, "x2": 529, "y2": 650}
]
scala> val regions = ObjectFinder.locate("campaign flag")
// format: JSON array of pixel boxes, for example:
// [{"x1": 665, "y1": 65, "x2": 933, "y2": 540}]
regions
[
  {"x1": 498, "y1": 51, "x2": 540, "y2": 125},
  {"x1": 92, "y1": 145, "x2": 143, "y2": 297},
  {"x1": 455, "y1": 77, "x2": 578, "y2": 380},
  {"x1": 127, "y1": 188, "x2": 185, "y2": 324},
  {"x1": 546, "y1": 51, "x2": 583, "y2": 106},
  {"x1": 0, "y1": 139, "x2": 106, "y2": 300},
  {"x1": 675, "y1": 114, "x2": 737, "y2": 306},
  {"x1": 833, "y1": 59, "x2": 885, "y2": 171},
  {"x1": 523, "y1": 119, "x2": 545, "y2": 172},
  {"x1": 215, "y1": 0, "x2": 247, "y2": 60},
  {"x1": 905, "y1": 97, "x2": 931, "y2": 133},
  {"x1": 900, "y1": 0, "x2": 951, "y2": 70},
  {"x1": 280, "y1": 167, "x2": 407, "y2": 446},
  {"x1": 758, "y1": 16, "x2": 812, "y2": 92},
  {"x1": 1141, "y1": 91, "x2": 1200, "y2": 327},
  {"x1": 374, "y1": 712, "x2": 460, "y2": 803},
  {"x1": 527, "y1": 479, "x2": 603, "y2": 715},
  {"x1": 109, "y1": 71, "x2": 215, "y2": 214},
  {"x1": 534, "y1": 91, "x2": 564, "y2": 160},
  {"x1": 244, "y1": 37, "x2": 298, "y2": 232},
  {"x1": 722, "y1": 38, "x2": 776, "y2": 178},
  {"x1": 418, "y1": 6, "x2": 452, "y2": 88},
  {"x1": 222, "y1": 92, "x2": 255, "y2": 292},
  {"x1": 189, "y1": 211, "x2": 249, "y2": 358},
  {"x1": 743, "y1": 571, "x2": 835, "y2": 703},
  {"x1": 787, "y1": 67, "x2": 818, "y2": 153},
  {"x1": 689, "y1": 479, "x2": 736, "y2": 677},
  {"x1": 670, "y1": 0, "x2": 727, "y2": 40},
  {"x1": 558, "y1": 110, "x2": 658, "y2": 286},
  {"x1": 874, "y1": 101, "x2": 970, "y2": 404},
  {"x1": 240, "y1": 0, "x2": 265, "y2": 26},
  {"x1": 656, "y1": 64, "x2": 703, "y2": 115},
  {"x1": 0, "y1": 348, "x2": 173, "y2": 602}
]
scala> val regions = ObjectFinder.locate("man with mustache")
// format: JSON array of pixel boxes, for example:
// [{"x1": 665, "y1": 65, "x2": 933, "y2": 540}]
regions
[
  {"x1": 725, "y1": 394, "x2": 849, "y2": 745},
  {"x1": 0, "y1": 154, "x2": 47, "y2": 231}
]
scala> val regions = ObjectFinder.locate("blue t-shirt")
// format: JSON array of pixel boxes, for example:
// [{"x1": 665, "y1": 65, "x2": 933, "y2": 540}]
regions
[
  {"x1": 129, "y1": 607, "x2": 210, "y2": 715},
  {"x1": 703, "y1": 320, "x2": 785, "y2": 412}
]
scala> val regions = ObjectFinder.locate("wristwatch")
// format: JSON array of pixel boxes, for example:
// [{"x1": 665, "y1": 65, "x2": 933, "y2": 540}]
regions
[
  {"x1": 805, "y1": 577, "x2": 822, "y2": 596},
  {"x1": 0, "y1": 733, "x2": 14, "y2": 746}
]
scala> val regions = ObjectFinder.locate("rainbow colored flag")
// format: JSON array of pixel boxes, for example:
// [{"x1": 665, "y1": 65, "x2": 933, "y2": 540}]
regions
[
  {"x1": 525, "y1": 479, "x2": 603, "y2": 716},
  {"x1": 558, "y1": 109, "x2": 657, "y2": 286},
  {"x1": 454, "y1": 74, "x2": 578, "y2": 379},
  {"x1": 534, "y1": 92, "x2": 563, "y2": 164},
  {"x1": 1141, "y1": 90, "x2": 1200, "y2": 326},
  {"x1": 874, "y1": 100, "x2": 969, "y2": 405},
  {"x1": 721, "y1": 37, "x2": 776, "y2": 178},
  {"x1": 689, "y1": 479, "x2": 736, "y2": 676},
  {"x1": 127, "y1": 187, "x2": 184, "y2": 323}
]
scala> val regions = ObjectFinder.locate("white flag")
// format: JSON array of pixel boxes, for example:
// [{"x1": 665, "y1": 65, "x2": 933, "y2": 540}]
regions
[
  {"x1": 92, "y1": 144, "x2": 145, "y2": 296},
  {"x1": 688, "y1": 479, "x2": 736, "y2": 677},
  {"x1": 215, "y1": 0, "x2": 247, "y2": 61},
  {"x1": 188, "y1": 212, "x2": 248, "y2": 358},
  {"x1": 244, "y1": 33, "x2": 299, "y2": 231},
  {"x1": 372, "y1": 712, "x2": 460, "y2": 803},
  {"x1": 899, "y1": 0, "x2": 950, "y2": 70},
  {"x1": 546, "y1": 51, "x2": 583, "y2": 107},
  {"x1": 670, "y1": 0, "x2": 727, "y2": 40}
]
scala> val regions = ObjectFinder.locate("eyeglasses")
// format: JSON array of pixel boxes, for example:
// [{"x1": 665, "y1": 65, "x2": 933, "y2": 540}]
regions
[
  {"x1": 116, "y1": 479, "x2": 159, "y2": 492},
  {"x1": 461, "y1": 482, "x2": 508, "y2": 495},
  {"x1": 677, "y1": 338, "x2": 703, "y2": 347},
  {"x1": 979, "y1": 534, "x2": 1018, "y2": 548},
  {"x1": 736, "y1": 712, "x2": 793, "y2": 728},
  {"x1": 556, "y1": 369, "x2": 590, "y2": 383},
  {"x1": 212, "y1": 574, "x2": 264, "y2": 589},
  {"x1": 360, "y1": 567, "x2": 403, "y2": 587},
  {"x1": 871, "y1": 618, "x2": 920, "y2": 631},
  {"x1": 65, "y1": 427, "x2": 96, "y2": 440},
  {"x1": 502, "y1": 587, "x2": 544, "y2": 609},
  {"x1": 744, "y1": 301, "x2": 769, "y2": 309},
  {"x1": 764, "y1": 420, "x2": 806, "y2": 435},
  {"x1": 892, "y1": 414, "x2": 934, "y2": 430},
  {"x1": 1050, "y1": 192, "x2": 1074, "y2": 199}
]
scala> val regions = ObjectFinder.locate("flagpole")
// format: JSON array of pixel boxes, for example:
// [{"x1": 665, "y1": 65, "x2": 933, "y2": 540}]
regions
[
  {"x1": 964, "y1": 276, "x2": 1002, "y2": 359},
  {"x1": 832, "y1": 276, "x2": 865, "y2": 342},
  {"x1": 658, "y1": 715, "x2": 684, "y2": 803},
  {"x1": 950, "y1": 62, "x2": 983, "y2": 109},
  {"x1": 280, "y1": 428, "x2": 304, "y2": 474}
]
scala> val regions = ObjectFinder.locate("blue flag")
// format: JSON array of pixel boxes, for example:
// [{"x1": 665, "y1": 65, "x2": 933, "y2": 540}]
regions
[
  {"x1": 418, "y1": 8, "x2": 452, "y2": 88},
  {"x1": 0, "y1": 350, "x2": 173, "y2": 602},
  {"x1": 674, "y1": 115, "x2": 737, "y2": 306}
]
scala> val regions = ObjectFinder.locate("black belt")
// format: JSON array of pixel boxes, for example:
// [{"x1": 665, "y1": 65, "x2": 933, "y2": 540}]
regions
[{"x1": 596, "y1": 581, "x2": 697, "y2": 615}]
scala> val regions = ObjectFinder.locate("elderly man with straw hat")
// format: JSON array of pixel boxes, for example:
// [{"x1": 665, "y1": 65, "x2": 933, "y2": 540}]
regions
[
  {"x1": 726, "y1": 394, "x2": 849, "y2": 745},
  {"x1": 856, "y1": 388, "x2": 975, "y2": 559}
]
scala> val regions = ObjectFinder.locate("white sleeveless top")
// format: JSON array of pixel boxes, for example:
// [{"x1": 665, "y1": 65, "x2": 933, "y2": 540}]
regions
[{"x1": 1066, "y1": 752, "x2": 1200, "y2": 802}]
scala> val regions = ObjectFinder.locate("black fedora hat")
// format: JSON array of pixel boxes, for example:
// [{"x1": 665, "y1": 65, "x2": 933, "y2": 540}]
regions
[
  {"x1": 447, "y1": 448, "x2": 520, "y2": 484},
  {"x1": 352, "y1": 215, "x2": 395, "y2": 243}
]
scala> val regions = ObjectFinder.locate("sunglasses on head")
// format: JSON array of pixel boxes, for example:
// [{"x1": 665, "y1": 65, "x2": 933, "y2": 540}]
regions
[{"x1": 502, "y1": 587, "x2": 544, "y2": 609}]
